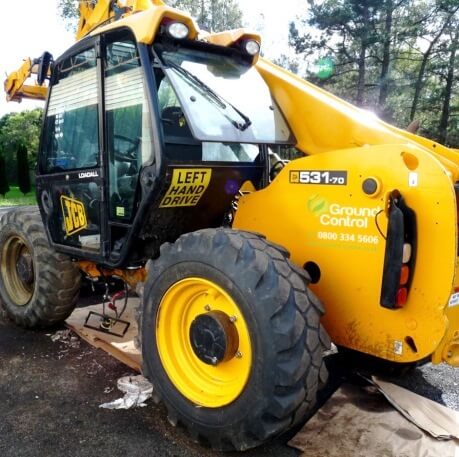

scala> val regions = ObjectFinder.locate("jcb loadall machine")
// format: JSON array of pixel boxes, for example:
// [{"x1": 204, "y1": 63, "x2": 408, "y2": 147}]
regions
[{"x1": 2, "y1": 0, "x2": 459, "y2": 451}]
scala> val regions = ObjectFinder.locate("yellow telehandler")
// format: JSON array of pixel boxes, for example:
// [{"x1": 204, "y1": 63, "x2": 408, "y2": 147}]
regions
[{"x1": 2, "y1": 0, "x2": 458, "y2": 451}]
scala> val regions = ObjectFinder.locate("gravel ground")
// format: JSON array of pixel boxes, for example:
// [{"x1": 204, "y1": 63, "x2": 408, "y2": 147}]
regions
[{"x1": 395, "y1": 362, "x2": 459, "y2": 411}]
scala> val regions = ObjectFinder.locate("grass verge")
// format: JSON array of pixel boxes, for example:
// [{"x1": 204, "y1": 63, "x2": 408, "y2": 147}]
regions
[{"x1": 0, "y1": 187, "x2": 36, "y2": 207}]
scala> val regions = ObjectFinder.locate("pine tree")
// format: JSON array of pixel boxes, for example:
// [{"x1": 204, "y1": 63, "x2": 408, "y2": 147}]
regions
[
  {"x1": 17, "y1": 145, "x2": 31, "y2": 196},
  {"x1": 0, "y1": 155, "x2": 9, "y2": 197}
]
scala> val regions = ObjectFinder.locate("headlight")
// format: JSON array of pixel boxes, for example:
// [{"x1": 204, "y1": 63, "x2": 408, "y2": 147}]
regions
[
  {"x1": 166, "y1": 22, "x2": 189, "y2": 40},
  {"x1": 242, "y1": 40, "x2": 260, "y2": 56}
]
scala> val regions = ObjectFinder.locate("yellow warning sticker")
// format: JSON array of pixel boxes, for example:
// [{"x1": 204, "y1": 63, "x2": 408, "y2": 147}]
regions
[
  {"x1": 60, "y1": 195, "x2": 88, "y2": 236},
  {"x1": 160, "y1": 168, "x2": 212, "y2": 208}
]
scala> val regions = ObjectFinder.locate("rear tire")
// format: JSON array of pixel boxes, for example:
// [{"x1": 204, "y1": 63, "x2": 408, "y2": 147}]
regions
[
  {"x1": 0, "y1": 207, "x2": 81, "y2": 328},
  {"x1": 139, "y1": 228, "x2": 329, "y2": 451}
]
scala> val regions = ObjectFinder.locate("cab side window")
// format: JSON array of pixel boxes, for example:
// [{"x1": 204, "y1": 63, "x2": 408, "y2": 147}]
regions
[
  {"x1": 42, "y1": 48, "x2": 99, "y2": 173},
  {"x1": 157, "y1": 74, "x2": 201, "y2": 161},
  {"x1": 105, "y1": 34, "x2": 153, "y2": 220}
]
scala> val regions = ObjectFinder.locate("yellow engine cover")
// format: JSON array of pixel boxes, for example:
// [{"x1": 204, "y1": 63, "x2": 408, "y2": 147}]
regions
[{"x1": 234, "y1": 144, "x2": 458, "y2": 364}]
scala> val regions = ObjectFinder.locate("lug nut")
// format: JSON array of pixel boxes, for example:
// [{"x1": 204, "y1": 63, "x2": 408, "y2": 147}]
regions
[
  {"x1": 229, "y1": 315, "x2": 237, "y2": 323},
  {"x1": 204, "y1": 305, "x2": 211, "y2": 311},
  {"x1": 236, "y1": 351, "x2": 242, "y2": 358}
]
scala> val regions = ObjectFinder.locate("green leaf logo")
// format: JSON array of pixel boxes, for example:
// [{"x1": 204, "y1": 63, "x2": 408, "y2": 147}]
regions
[{"x1": 307, "y1": 194, "x2": 329, "y2": 216}]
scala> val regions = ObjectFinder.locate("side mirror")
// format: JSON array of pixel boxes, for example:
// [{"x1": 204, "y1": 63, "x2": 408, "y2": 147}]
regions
[{"x1": 36, "y1": 51, "x2": 53, "y2": 85}]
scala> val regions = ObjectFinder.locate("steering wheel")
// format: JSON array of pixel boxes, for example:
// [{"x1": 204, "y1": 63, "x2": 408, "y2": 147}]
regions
[{"x1": 113, "y1": 134, "x2": 140, "y2": 162}]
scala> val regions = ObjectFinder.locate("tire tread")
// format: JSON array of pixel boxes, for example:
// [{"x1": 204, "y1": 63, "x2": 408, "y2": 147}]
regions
[{"x1": 0, "y1": 207, "x2": 80, "y2": 328}]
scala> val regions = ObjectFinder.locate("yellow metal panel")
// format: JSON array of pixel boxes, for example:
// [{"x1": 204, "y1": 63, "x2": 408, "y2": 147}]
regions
[
  {"x1": 234, "y1": 145, "x2": 457, "y2": 364},
  {"x1": 90, "y1": 5, "x2": 199, "y2": 44},
  {"x1": 77, "y1": 0, "x2": 114, "y2": 40},
  {"x1": 432, "y1": 258, "x2": 459, "y2": 367},
  {"x1": 255, "y1": 58, "x2": 459, "y2": 182},
  {"x1": 203, "y1": 29, "x2": 261, "y2": 47}
]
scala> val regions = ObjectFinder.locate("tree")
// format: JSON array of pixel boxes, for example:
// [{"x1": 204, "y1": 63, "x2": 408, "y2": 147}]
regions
[
  {"x1": 289, "y1": 0, "x2": 459, "y2": 146},
  {"x1": 17, "y1": 145, "x2": 31, "y2": 196},
  {"x1": 291, "y1": 0, "x2": 384, "y2": 107},
  {"x1": 58, "y1": 0, "x2": 243, "y2": 32},
  {"x1": 168, "y1": 0, "x2": 242, "y2": 31},
  {"x1": 438, "y1": 28, "x2": 459, "y2": 144},
  {"x1": 0, "y1": 109, "x2": 42, "y2": 185},
  {"x1": 377, "y1": 0, "x2": 394, "y2": 115},
  {"x1": 409, "y1": 2, "x2": 459, "y2": 121},
  {"x1": 0, "y1": 156, "x2": 9, "y2": 197}
]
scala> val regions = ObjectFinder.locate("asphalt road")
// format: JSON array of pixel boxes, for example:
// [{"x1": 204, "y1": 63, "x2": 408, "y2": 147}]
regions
[{"x1": 0, "y1": 302, "x2": 298, "y2": 457}]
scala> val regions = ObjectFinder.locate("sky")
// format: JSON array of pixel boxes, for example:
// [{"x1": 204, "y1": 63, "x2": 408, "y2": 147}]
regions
[
  {"x1": 0, "y1": 0, "x2": 75, "y2": 116},
  {"x1": 0, "y1": 0, "x2": 305, "y2": 117},
  {"x1": 240, "y1": 0, "x2": 305, "y2": 57}
]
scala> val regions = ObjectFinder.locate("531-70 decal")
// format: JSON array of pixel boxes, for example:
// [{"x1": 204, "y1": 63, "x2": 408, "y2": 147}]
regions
[{"x1": 290, "y1": 170, "x2": 347, "y2": 185}]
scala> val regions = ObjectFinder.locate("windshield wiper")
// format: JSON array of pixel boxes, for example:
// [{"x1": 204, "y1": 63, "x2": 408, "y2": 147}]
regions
[{"x1": 166, "y1": 60, "x2": 252, "y2": 131}]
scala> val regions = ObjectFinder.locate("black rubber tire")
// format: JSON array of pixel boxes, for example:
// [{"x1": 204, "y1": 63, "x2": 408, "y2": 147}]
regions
[
  {"x1": 0, "y1": 207, "x2": 81, "y2": 328},
  {"x1": 139, "y1": 228, "x2": 330, "y2": 451}
]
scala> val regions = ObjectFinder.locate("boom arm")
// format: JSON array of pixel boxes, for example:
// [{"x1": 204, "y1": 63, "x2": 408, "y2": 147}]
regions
[
  {"x1": 4, "y1": 58, "x2": 49, "y2": 103},
  {"x1": 77, "y1": 0, "x2": 164, "y2": 40},
  {"x1": 4, "y1": 0, "x2": 165, "y2": 104}
]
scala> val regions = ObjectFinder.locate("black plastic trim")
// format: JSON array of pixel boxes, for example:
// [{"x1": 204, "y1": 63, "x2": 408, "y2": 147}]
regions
[{"x1": 380, "y1": 190, "x2": 417, "y2": 309}]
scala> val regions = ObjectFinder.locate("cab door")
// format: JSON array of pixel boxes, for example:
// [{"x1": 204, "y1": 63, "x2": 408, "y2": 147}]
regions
[
  {"x1": 36, "y1": 41, "x2": 105, "y2": 260},
  {"x1": 103, "y1": 30, "x2": 154, "y2": 263}
]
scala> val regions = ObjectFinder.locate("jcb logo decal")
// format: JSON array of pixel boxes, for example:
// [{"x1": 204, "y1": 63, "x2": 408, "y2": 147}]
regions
[{"x1": 60, "y1": 196, "x2": 88, "y2": 236}]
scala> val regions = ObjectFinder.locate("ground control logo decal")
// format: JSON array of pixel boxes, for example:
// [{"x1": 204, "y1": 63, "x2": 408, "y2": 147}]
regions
[
  {"x1": 160, "y1": 169, "x2": 212, "y2": 208},
  {"x1": 60, "y1": 196, "x2": 88, "y2": 236},
  {"x1": 307, "y1": 195, "x2": 381, "y2": 228}
]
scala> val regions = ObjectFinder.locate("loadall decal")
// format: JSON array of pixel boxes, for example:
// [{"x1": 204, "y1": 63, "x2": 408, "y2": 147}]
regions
[
  {"x1": 160, "y1": 169, "x2": 212, "y2": 208},
  {"x1": 60, "y1": 195, "x2": 88, "y2": 236}
]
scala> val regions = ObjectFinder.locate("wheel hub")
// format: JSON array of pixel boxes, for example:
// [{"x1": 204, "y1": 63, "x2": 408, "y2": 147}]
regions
[
  {"x1": 16, "y1": 252, "x2": 34, "y2": 285},
  {"x1": 156, "y1": 277, "x2": 252, "y2": 407},
  {"x1": 189, "y1": 310, "x2": 239, "y2": 365}
]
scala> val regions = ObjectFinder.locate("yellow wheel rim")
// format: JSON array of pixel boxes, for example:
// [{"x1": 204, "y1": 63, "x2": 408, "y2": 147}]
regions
[
  {"x1": 156, "y1": 277, "x2": 252, "y2": 408},
  {"x1": 0, "y1": 235, "x2": 34, "y2": 306}
]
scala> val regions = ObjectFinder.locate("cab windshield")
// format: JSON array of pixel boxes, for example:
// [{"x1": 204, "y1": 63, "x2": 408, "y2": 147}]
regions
[{"x1": 154, "y1": 44, "x2": 294, "y2": 144}]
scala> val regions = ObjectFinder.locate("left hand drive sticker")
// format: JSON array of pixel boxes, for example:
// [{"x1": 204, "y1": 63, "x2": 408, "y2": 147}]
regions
[
  {"x1": 61, "y1": 196, "x2": 88, "y2": 236},
  {"x1": 160, "y1": 168, "x2": 212, "y2": 208}
]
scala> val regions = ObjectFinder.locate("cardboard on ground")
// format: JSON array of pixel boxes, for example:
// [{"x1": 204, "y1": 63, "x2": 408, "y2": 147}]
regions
[{"x1": 66, "y1": 298, "x2": 459, "y2": 457}]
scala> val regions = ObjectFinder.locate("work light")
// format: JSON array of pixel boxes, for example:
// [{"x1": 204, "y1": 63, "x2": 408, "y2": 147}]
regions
[
  {"x1": 242, "y1": 40, "x2": 260, "y2": 56},
  {"x1": 166, "y1": 22, "x2": 189, "y2": 40}
]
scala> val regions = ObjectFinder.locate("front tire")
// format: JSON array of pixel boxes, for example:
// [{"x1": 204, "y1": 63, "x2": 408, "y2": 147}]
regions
[
  {"x1": 139, "y1": 228, "x2": 329, "y2": 451},
  {"x1": 0, "y1": 207, "x2": 81, "y2": 328}
]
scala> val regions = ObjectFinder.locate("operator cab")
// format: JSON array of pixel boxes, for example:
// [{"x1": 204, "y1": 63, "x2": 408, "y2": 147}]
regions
[{"x1": 36, "y1": 27, "x2": 295, "y2": 268}]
